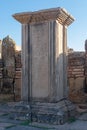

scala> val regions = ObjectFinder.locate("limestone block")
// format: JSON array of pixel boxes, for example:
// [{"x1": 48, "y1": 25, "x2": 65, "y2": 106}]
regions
[
  {"x1": 15, "y1": 79, "x2": 21, "y2": 101},
  {"x1": 69, "y1": 77, "x2": 85, "y2": 103},
  {"x1": 15, "y1": 70, "x2": 21, "y2": 79},
  {"x1": 15, "y1": 50, "x2": 22, "y2": 68}
]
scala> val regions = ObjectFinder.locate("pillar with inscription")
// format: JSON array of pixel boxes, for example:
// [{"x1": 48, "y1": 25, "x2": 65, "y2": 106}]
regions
[{"x1": 13, "y1": 8, "x2": 75, "y2": 124}]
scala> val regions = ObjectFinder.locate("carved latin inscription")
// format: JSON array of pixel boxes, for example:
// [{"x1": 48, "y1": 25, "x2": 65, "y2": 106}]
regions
[{"x1": 30, "y1": 22, "x2": 49, "y2": 98}]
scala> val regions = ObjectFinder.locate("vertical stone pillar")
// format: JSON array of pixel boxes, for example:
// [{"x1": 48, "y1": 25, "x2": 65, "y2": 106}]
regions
[
  {"x1": 13, "y1": 8, "x2": 75, "y2": 124},
  {"x1": 2, "y1": 36, "x2": 16, "y2": 95},
  {"x1": 2, "y1": 36, "x2": 16, "y2": 77},
  {"x1": 21, "y1": 24, "x2": 30, "y2": 101},
  {"x1": 63, "y1": 26, "x2": 68, "y2": 97}
]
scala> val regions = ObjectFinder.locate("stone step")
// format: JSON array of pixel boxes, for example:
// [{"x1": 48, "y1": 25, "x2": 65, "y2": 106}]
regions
[
  {"x1": 0, "y1": 102, "x2": 31, "y2": 121},
  {"x1": 0, "y1": 101, "x2": 76, "y2": 125}
]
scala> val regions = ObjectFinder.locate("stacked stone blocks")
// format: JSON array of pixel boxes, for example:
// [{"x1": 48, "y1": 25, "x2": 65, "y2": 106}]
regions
[{"x1": 0, "y1": 36, "x2": 21, "y2": 101}]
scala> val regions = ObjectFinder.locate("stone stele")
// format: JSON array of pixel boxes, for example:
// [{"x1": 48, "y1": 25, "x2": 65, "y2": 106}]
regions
[{"x1": 13, "y1": 7, "x2": 75, "y2": 124}]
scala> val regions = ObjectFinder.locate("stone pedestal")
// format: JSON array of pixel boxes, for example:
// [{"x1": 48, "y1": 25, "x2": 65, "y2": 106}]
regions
[{"x1": 13, "y1": 8, "x2": 75, "y2": 124}]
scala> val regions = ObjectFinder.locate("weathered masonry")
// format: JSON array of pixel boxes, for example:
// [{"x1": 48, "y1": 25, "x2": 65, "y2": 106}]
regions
[
  {"x1": 0, "y1": 36, "x2": 21, "y2": 101},
  {"x1": 68, "y1": 41, "x2": 87, "y2": 103},
  {"x1": 13, "y1": 8, "x2": 75, "y2": 124}
]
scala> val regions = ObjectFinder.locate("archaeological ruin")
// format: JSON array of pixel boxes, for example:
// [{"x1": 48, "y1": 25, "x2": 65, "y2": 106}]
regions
[
  {"x1": 0, "y1": 7, "x2": 87, "y2": 125},
  {"x1": 13, "y1": 7, "x2": 75, "y2": 124},
  {"x1": 0, "y1": 36, "x2": 87, "y2": 105},
  {"x1": 0, "y1": 36, "x2": 21, "y2": 101},
  {"x1": 68, "y1": 40, "x2": 87, "y2": 104}
]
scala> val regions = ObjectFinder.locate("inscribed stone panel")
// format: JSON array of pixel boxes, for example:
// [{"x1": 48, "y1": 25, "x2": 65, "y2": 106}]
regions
[{"x1": 30, "y1": 22, "x2": 49, "y2": 98}]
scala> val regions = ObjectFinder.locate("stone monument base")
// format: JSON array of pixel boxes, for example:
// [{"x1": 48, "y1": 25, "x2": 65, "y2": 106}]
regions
[
  {"x1": 7, "y1": 99, "x2": 76, "y2": 125},
  {"x1": 31, "y1": 99, "x2": 76, "y2": 125}
]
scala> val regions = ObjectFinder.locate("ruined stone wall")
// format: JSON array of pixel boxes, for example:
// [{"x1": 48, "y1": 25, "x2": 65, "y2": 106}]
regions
[
  {"x1": 0, "y1": 36, "x2": 21, "y2": 101},
  {"x1": 0, "y1": 35, "x2": 87, "y2": 104},
  {"x1": 68, "y1": 51, "x2": 87, "y2": 103}
]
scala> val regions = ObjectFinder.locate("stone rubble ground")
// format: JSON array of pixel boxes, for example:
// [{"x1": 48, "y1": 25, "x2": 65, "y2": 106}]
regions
[{"x1": 0, "y1": 102, "x2": 87, "y2": 130}]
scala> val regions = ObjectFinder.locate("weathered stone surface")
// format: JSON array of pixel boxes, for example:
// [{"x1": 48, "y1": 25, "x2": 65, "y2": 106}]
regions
[
  {"x1": 30, "y1": 100, "x2": 76, "y2": 125},
  {"x1": 0, "y1": 101, "x2": 75, "y2": 125},
  {"x1": 13, "y1": 7, "x2": 75, "y2": 125},
  {"x1": 0, "y1": 36, "x2": 16, "y2": 100},
  {"x1": 68, "y1": 77, "x2": 86, "y2": 103},
  {"x1": 2, "y1": 35, "x2": 16, "y2": 78},
  {"x1": 13, "y1": 8, "x2": 74, "y2": 102},
  {"x1": 31, "y1": 22, "x2": 49, "y2": 99},
  {"x1": 13, "y1": 8, "x2": 74, "y2": 26},
  {"x1": 8, "y1": 102, "x2": 31, "y2": 121},
  {"x1": 15, "y1": 50, "x2": 22, "y2": 68},
  {"x1": 68, "y1": 49, "x2": 87, "y2": 103},
  {"x1": 68, "y1": 52, "x2": 85, "y2": 78},
  {"x1": 15, "y1": 79, "x2": 21, "y2": 101},
  {"x1": 0, "y1": 36, "x2": 22, "y2": 101}
]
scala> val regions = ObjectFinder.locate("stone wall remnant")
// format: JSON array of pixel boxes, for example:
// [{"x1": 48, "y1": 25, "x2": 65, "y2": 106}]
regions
[
  {"x1": 2, "y1": 35, "x2": 15, "y2": 79},
  {"x1": 68, "y1": 51, "x2": 85, "y2": 103},
  {"x1": 0, "y1": 36, "x2": 21, "y2": 101},
  {"x1": 68, "y1": 42, "x2": 87, "y2": 103}
]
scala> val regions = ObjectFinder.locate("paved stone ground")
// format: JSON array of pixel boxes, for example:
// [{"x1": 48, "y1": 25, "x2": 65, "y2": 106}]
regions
[{"x1": 0, "y1": 102, "x2": 87, "y2": 130}]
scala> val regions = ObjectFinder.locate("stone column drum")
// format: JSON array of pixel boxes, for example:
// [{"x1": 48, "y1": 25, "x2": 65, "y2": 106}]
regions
[{"x1": 13, "y1": 8, "x2": 75, "y2": 124}]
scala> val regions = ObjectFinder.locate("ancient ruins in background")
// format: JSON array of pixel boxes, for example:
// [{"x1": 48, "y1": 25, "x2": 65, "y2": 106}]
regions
[
  {"x1": 0, "y1": 7, "x2": 87, "y2": 125},
  {"x1": 0, "y1": 36, "x2": 21, "y2": 101},
  {"x1": 0, "y1": 36, "x2": 87, "y2": 104},
  {"x1": 68, "y1": 41, "x2": 87, "y2": 103}
]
